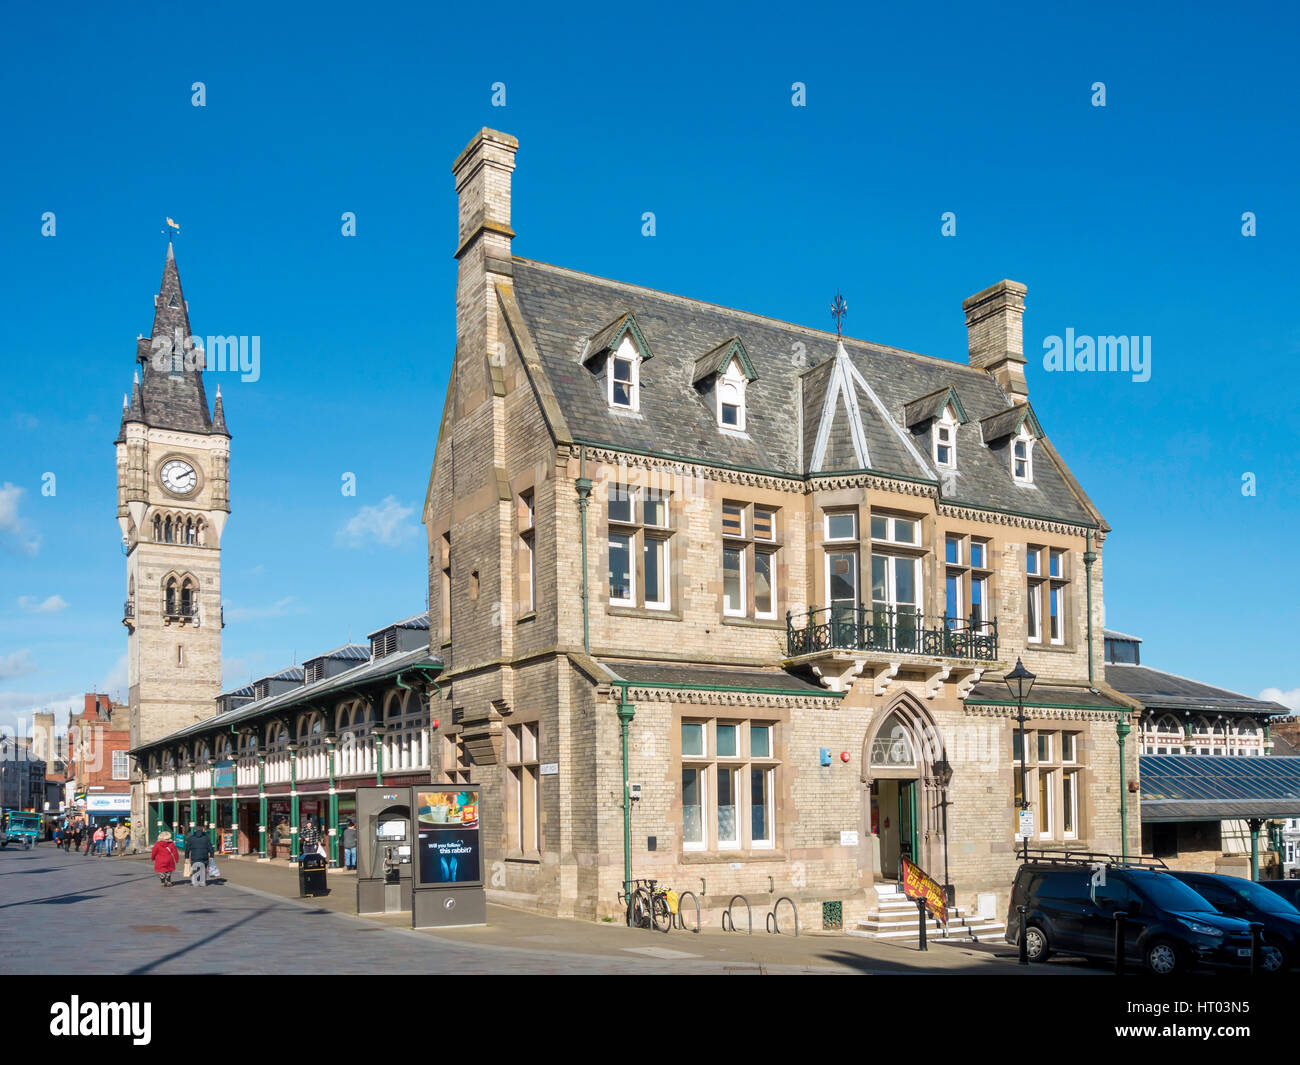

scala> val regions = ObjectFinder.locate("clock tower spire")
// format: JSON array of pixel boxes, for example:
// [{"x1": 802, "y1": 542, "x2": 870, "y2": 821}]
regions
[{"x1": 116, "y1": 244, "x2": 229, "y2": 841}]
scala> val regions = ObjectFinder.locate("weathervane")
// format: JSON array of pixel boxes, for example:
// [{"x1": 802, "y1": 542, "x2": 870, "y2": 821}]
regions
[
  {"x1": 161, "y1": 217, "x2": 180, "y2": 241},
  {"x1": 831, "y1": 291, "x2": 847, "y2": 338}
]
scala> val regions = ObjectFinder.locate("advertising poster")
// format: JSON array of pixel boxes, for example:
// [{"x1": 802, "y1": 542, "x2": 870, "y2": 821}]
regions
[{"x1": 415, "y1": 790, "x2": 480, "y2": 885}]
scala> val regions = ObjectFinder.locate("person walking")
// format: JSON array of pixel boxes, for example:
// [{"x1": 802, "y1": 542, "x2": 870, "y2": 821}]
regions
[
  {"x1": 113, "y1": 820, "x2": 130, "y2": 858},
  {"x1": 83, "y1": 823, "x2": 95, "y2": 856},
  {"x1": 187, "y1": 825, "x2": 213, "y2": 887},
  {"x1": 341, "y1": 819, "x2": 358, "y2": 870},
  {"x1": 93, "y1": 825, "x2": 107, "y2": 856},
  {"x1": 152, "y1": 832, "x2": 180, "y2": 887},
  {"x1": 299, "y1": 816, "x2": 319, "y2": 858}
]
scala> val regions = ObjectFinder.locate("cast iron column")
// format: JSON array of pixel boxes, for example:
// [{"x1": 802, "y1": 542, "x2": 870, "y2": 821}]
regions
[
  {"x1": 327, "y1": 735, "x2": 339, "y2": 868},
  {"x1": 288, "y1": 741, "x2": 300, "y2": 861},
  {"x1": 257, "y1": 753, "x2": 267, "y2": 859}
]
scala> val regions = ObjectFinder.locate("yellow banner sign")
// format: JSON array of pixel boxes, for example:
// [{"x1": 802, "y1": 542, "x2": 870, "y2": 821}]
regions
[{"x1": 900, "y1": 856, "x2": 948, "y2": 925}]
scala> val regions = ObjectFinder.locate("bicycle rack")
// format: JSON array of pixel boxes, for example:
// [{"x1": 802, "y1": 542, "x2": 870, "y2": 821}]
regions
[
  {"x1": 721, "y1": 894, "x2": 752, "y2": 934},
  {"x1": 673, "y1": 890, "x2": 701, "y2": 934},
  {"x1": 765, "y1": 896, "x2": 799, "y2": 936}
]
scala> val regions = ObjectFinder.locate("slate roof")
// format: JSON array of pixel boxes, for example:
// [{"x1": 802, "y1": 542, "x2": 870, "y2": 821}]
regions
[
  {"x1": 510, "y1": 258, "x2": 1097, "y2": 527},
  {"x1": 306, "y1": 643, "x2": 370, "y2": 663},
  {"x1": 964, "y1": 682, "x2": 1127, "y2": 710},
  {"x1": 116, "y1": 244, "x2": 222, "y2": 442},
  {"x1": 1140, "y1": 754, "x2": 1300, "y2": 821},
  {"x1": 1103, "y1": 629, "x2": 1143, "y2": 643},
  {"x1": 598, "y1": 659, "x2": 839, "y2": 697},
  {"x1": 132, "y1": 646, "x2": 443, "y2": 753},
  {"x1": 1105, "y1": 663, "x2": 1291, "y2": 717}
]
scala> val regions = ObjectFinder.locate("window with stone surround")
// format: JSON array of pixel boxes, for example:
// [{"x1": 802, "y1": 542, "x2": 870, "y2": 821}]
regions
[
  {"x1": 945, "y1": 533, "x2": 993, "y2": 633},
  {"x1": 722, "y1": 501, "x2": 779, "y2": 620},
  {"x1": 1013, "y1": 727, "x2": 1082, "y2": 841},
  {"x1": 1026, "y1": 546, "x2": 1068, "y2": 645},
  {"x1": 505, "y1": 721, "x2": 540, "y2": 856},
  {"x1": 681, "y1": 718, "x2": 777, "y2": 852},
  {"x1": 517, "y1": 490, "x2": 535, "y2": 616},
  {"x1": 607, "y1": 484, "x2": 672, "y2": 611},
  {"x1": 442, "y1": 732, "x2": 472, "y2": 785},
  {"x1": 112, "y1": 750, "x2": 130, "y2": 780}
]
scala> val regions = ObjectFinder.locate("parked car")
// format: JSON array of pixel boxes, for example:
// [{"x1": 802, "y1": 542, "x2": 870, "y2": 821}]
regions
[
  {"x1": 1260, "y1": 879, "x2": 1300, "y2": 908},
  {"x1": 1006, "y1": 853, "x2": 1256, "y2": 974},
  {"x1": 1168, "y1": 871, "x2": 1300, "y2": 973}
]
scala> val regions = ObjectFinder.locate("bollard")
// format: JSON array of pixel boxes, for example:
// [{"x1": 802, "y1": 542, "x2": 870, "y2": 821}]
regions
[
  {"x1": 1250, "y1": 922, "x2": 1262, "y2": 976},
  {"x1": 1113, "y1": 911, "x2": 1126, "y2": 975},
  {"x1": 1018, "y1": 905, "x2": 1028, "y2": 966},
  {"x1": 916, "y1": 898, "x2": 928, "y2": 951}
]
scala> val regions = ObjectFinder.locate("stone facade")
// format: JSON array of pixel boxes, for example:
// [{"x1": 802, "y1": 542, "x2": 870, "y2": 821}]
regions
[{"x1": 422, "y1": 129, "x2": 1139, "y2": 927}]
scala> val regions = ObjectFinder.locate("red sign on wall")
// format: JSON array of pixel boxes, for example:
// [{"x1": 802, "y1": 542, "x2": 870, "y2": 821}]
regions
[{"x1": 900, "y1": 856, "x2": 948, "y2": 925}]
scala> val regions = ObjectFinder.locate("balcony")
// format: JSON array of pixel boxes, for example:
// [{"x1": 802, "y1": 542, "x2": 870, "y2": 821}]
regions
[
  {"x1": 163, "y1": 604, "x2": 199, "y2": 625},
  {"x1": 123, "y1": 599, "x2": 135, "y2": 631},
  {"x1": 784, "y1": 606, "x2": 999, "y2": 694}
]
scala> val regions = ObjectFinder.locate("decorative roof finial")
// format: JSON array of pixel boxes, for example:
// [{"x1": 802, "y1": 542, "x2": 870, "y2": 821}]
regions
[{"x1": 831, "y1": 291, "x2": 847, "y2": 338}]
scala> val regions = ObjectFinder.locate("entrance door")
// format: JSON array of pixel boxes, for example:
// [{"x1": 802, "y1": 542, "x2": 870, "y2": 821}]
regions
[{"x1": 897, "y1": 780, "x2": 918, "y2": 865}]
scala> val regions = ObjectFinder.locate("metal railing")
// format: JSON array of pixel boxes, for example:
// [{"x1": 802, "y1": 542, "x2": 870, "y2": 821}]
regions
[
  {"x1": 785, "y1": 606, "x2": 998, "y2": 661},
  {"x1": 123, "y1": 600, "x2": 134, "y2": 619}
]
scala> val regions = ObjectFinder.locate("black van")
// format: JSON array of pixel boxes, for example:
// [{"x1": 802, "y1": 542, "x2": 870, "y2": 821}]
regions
[
  {"x1": 1169, "y1": 871, "x2": 1300, "y2": 973},
  {"x1": 1006, "y1": 852, "x2": 1256, "y2": 974}
]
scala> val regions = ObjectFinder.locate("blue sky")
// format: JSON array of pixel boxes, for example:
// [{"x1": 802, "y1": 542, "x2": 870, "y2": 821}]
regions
[{"x1": 2, "y1": 1, "x2": 1297, "y2": 732}]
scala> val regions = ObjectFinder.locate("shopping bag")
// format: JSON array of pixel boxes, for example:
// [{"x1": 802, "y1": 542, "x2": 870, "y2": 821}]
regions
[
  {"x1": 207, "y1": 859, "x2": 220, "y2": 878},
  {"x1": 665, "y1": 889, "x2": 679, "y2": 915}
]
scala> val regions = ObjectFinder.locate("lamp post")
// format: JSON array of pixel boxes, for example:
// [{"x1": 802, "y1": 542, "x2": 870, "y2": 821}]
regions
[
  {"x1": 1004, "y1": 657, "x2": 1037, "y2": 861},
  {"x1": 933, "y1": 757, "x2": 954, "y2": 909}
]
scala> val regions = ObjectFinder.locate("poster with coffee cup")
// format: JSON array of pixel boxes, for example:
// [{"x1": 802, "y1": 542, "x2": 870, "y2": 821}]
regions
[{"x1": 415, "y1": 790, "x2": 481, "y2": 885}]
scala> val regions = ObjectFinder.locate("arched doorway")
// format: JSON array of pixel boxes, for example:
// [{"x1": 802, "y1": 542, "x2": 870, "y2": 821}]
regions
[{"x1": 862, "y1": 694, "x2": 944, "y2": 881}]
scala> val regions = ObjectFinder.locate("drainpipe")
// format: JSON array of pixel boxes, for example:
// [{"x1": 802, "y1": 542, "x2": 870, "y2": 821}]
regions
[
  {"x1": 1117, "y1": 713, "x2": 1131, "y2": 862},
  {"x1": 576, "y1": 447, "x2": 593, "y2": 656},
  {"x1": 229, "y1": 726, "x2": 240, "y2": 857},
  {"x1": 617, "y1": 682, "x2": 635, "y2": 908},
  {"x1": 326, "y1": 734, "x2": 338, "y2": 867}
]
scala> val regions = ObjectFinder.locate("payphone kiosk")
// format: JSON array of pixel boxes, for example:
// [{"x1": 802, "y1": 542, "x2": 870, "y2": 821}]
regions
[{"x1": 355, "y1": 786, "x2": 413, "y2": 915}]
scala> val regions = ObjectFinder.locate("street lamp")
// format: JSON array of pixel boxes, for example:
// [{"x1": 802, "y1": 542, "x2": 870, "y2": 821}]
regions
[
  {"x1": 933, "y1": 757, "x2": 954, "y2": 908},
  {"x1": 1004, "y1": 657, "x2": 1037, "y2": 860}
]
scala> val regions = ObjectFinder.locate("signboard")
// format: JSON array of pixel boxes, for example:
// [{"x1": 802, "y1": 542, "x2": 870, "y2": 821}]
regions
[
  {"x1": 539, "y1": 763, "x2": 559, "y2": 776},
  {"x1": 1017, "y1": 808, "x2": 1035, "y2": 838},
  {"x1": 900, "y1": 856, "x2": 948, "y2": 925},
  {"x1": 213, "y1": 761, "x2": 235, "y2": 788},
  {"x1": 414, "y1": 789, "x2": 481, "y2": 886},
  {"x1": 85, "y1": 794, "x2": 131, "y2": 814},
  {"x1": 840, "y1": 830, "x2": 859, "y2": 847}
]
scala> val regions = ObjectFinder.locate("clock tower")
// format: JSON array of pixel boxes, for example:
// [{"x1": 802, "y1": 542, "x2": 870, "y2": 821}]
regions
[{"x1": 115, "y1": 244, "x2": 229, "y2": 833}]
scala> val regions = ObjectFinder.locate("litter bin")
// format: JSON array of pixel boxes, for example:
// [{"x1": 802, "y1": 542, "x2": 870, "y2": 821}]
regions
[{"x1": 298, "y1": 852, "x2": 329, "y2": 898}]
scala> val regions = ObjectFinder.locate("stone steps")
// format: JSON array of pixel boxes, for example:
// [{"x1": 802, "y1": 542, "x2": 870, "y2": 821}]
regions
[{"x1": 850, "y1": 883, "x2": 1005, "y2": 943}]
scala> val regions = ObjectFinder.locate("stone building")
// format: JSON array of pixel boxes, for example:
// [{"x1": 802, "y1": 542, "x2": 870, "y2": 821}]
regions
[
  {"x1": 66, "y1": 694, "x2": 133, "y2": 824},
  {"x1": 114, "y1": 244, "x2": 230, "y2": 846},
  {"x1": 420, "y1": 128, "x2": 1141, "y2": 931}
]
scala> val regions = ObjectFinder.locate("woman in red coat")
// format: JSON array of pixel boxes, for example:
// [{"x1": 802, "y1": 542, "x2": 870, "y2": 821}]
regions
[{"x1": 151, "y1": 831, "x2": 180, "y2": 887}]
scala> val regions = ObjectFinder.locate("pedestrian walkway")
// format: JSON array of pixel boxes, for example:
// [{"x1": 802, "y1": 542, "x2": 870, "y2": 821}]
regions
[{"x1": 1, "y1": 844, "x2": 1075, "y2": 974}]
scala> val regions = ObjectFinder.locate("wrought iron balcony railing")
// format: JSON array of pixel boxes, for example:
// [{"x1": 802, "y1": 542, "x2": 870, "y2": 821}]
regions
[
  {"x1": 123, "y1": 599, "x2": 134, "y2": 619},
  {"x1": 785, "y1": 606, "x2": 998, "y2": 661}
]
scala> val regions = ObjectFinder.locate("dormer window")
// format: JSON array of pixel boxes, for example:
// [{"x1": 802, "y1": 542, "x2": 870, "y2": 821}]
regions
[
  {"x1": 934, "y1": 406, "x2": 957, "y2": 469},
  {"x1": 717, "y1": 359, "x2": 747, "y2": 430},
  {"x1": 1012, "y1": 429, "x2": 1034, "y2": 484},
  {"x1": 608, "y1": 336, "x2": 640, "y2": 410}
]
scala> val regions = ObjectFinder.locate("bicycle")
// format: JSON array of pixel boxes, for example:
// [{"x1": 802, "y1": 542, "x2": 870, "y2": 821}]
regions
[{"x1": 619, "y1": 878, "x2": 672, "y2": 933}]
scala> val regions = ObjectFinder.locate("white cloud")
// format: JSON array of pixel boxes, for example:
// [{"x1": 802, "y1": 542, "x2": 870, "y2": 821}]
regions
[
  {"x1": 336, "y1": 496, "x2": 417, "y2": 548},
  {"x1": 1259, "y1": 687, "x2": 1300, "y2": 713},
  {"x1": 0, "y1": 649, "x2": 37, "y2": 681},
  {"x1": 17, "y1": 594, "x2": 68, "y2": 613},
  {"x1": 224, "y1": 596, "x2": 298, "y2": 623},
  {"x1": 0, "y1": 483, "x2": 40, "y2": 556}
]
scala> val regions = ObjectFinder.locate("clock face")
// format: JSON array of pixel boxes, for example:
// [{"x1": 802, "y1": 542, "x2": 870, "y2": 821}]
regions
[{"x1": 159, "y1": 459, "x2": 198, "y2": 495}]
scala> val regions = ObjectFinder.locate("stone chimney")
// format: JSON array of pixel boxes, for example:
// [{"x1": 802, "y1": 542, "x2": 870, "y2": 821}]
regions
[
  {"x1": 962, "y1": 280, "x2": 1028, "y2": 403},
  {"x1": 452, "y1": 128, "x2": 517, "y2": 414}
]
